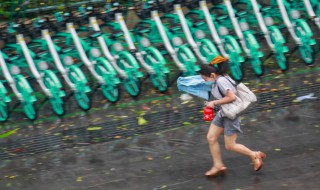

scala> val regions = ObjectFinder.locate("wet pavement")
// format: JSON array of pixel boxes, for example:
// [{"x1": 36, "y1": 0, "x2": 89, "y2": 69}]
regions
[{"x1": 0, "y1": 100, "x2": 320, "y2": 190}]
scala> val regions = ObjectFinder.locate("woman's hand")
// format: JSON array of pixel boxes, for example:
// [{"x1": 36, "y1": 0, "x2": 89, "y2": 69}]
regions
[
  {"x1": 205, "y1": 90, "x2": 236, "y2": 108},
  {"x1": 206, "y1": 100, "x2": 218, "y2": 108}
]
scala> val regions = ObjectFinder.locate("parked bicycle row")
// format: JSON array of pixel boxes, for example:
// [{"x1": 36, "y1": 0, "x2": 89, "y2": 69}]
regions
[{"x1": 0, "y1": 0, "x2": 319, "y2": 121}]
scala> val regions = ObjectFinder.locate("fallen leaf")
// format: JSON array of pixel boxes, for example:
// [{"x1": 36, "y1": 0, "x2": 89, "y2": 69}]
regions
[
  {"x1": 138, "y1": 116, "x2": 148, "y2": 125},
  {"x1": 181, "y1": 101, "x2": 190, "y2": 104},
  {"x1": 0, "y1": 128, "x2": 20, "y2": 138},
  {"x1": 76, "y1": 177, "x2": 83, "y2": 182},
  {"x1": 87, "y1": 127, "x2": 102, "y2": 131}
]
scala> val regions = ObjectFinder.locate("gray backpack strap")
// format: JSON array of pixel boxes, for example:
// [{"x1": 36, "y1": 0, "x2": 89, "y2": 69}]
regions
[
  {"x1": 223, "y1": 75, "x2": 237, "y2": 87},
  {"x1": 216, "y1": 75, "x2": 237, "y2": 97},
  {"x1": 216, "y1": 83, "x2": 224, "y2": 98},
  {"x1": 216, "y1": 77, "x2": 226, "y2": 97}
]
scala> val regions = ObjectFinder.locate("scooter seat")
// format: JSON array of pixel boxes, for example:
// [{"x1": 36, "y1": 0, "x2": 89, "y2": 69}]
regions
[
  {"x1": 216, "y1": 15, "x2": 229, "y2": 21},
  {"x1": 236, "y1": 11, "x2": 247, "y2": 17},
  {"x1": 89, "y1": 31, "x2": 102, "y2": 38},
  {"x1": 193, "y1": 20, "x2": 206, "y2": 27},
  {"x1": 35, "y1": 50, "x2": 48, "y2": 58},
  {"x1": 111, "y1": 30, "x2": 123, "y2": 38},
  {"x1": 172, "y1": 23, "x2": 181, "y2": 30},
  {"x1": 60, "y1": 45, "x2": 74, "y2": 53},
  {"x1": 7, "y1": 55, "x2": 20, "y2": 61},
  {"x1": 137, "y1": 27, "x2": 150, "y2": 34},
  {"x1": 169, "y1": 24, "x2": 181, "y2": 32},
  {"x1": 261, "y1": 6, "x2": 272, "y2": 12}
]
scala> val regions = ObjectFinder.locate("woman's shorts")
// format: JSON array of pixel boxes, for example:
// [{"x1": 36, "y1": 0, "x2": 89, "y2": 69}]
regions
[{"x1": 212, "y1": 111, "x2": 243, "y2": 136}]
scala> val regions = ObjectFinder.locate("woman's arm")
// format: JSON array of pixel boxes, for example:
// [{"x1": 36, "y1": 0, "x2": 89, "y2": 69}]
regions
[{"x1": 206, "y1": 89, "x2": 236, "y2": 108}]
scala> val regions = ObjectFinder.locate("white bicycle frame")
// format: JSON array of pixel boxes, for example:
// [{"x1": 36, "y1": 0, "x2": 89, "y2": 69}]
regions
[
  {"x1": 224, "y1": 0, "x2": 251, "y2": 55},
  {"x1": 17, "y1": 34, "x2": 52, "y2": 97},
  {"x1": 67, "y1": 23, "x2": 106, "y2": 84},
  {"x1": 276, "y1": 0, "x2": 302, "y2": 44},
  {"x1": 250, "y1": 0, "x2": 275, "y2": 50},
  {"x1": 115, "y1": 13, "x2": 155, "y2": 74},
  {"x1": 174, "y1": 4, "x2": 207, "y2": 63},
  {"x1": 199, "y1": 1, "x2": 228, "y2": 58},
  {"x1": 0, "y1": 51, "x2": 23, "y2": 101},
  {"x1": 303, "y1": 0, "x2": 320, "y2": 29},
  {"x1": 89, "y1": 17, "x2": 127, "y2": 78},
  {"x1": 151, "y1": 10, "x2": 186, "y2": 71},
  {"x1": 42, "y1": 29, "x2": 76, "y2": 90}
]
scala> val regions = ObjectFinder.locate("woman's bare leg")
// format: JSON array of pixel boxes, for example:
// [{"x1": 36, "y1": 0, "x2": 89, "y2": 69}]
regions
[
  {"x1": 224, "y1": 133, "x2": 255, "y2": 157},
  {"x1": 206, "y1": 123, "x2": 225, "y2": 175},
  {"x1": 224, "y1": 133, "x2": 266, "y2": 171}
]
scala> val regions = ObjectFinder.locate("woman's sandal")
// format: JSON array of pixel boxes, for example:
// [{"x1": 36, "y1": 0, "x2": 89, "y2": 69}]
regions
[
  {"x1": 205, "y1": 166, "x2": 227, "y2": 177},
  {"x1": 258, "y1": 151, "x2": 267, "y2": 159},
  {"x1": 252, "y1": 151, "x2": 267, "y2": 171}
]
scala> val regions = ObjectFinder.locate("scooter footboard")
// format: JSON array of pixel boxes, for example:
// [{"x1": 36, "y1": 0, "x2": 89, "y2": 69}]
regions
[
  {"x1": 42, "y1": 70, "x2": 66, "y2": 97},
  {"x1": 295, "y1": 19, "x2": 316, "y2": 45},
  {"x1": 224, "y1": 36, "x2": 243, "y2": 55},
  {"x1": 0, "y1": 81, "x2": 11, "y2": 103},
  {"x1": 95, "y1": 57, "x2": 118, "y2": 75},
  {"x1": 177, "y1": 45, "x2": 197, "y2": 63},
  {"x1": 269, "y1": 26, "x2": 289, "y2": 52},
  {"x1": 94, "y1": 58, "x2": 121, "y2": 84},
  {"x1": 15, "y1": 75, "x2": 37, "y2": 102},
  {"x1": 243, "y1": 31, "x2": 264, "y2": 57},
  {"x1": 269, "y1": 26, "x2": 286, "y2": 43},
  {"x1": 144, "y1": 46, "x2": 167, "y2": 65},
  {"x1": 68, "y1": 65, "x2": 91, "y2": 93},
  {"x1": 118, "y1": 51, "x2": 140, "y2": 69},
  {"x1": 197, "y1": 38, "x2": 220, "y2": 61}
]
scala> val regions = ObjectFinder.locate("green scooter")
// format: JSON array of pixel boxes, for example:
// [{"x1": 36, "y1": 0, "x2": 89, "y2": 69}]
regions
[
  {"x1": 276, "y1": 0, "x2": 316, "y2": 64},
  {"x1": 303, "y1": 0, "x2": 320, "y2": 30},
  {"x1": 0, "y1": 47, "x2": 37, "y2": 120},
  {"x1": 52, "y1": 10, "x2": 122, "y2": 101},
  {"x1": 210, "y1": 0, "x2": 265, "y2": 76},
  {"x1": 42, "y1": 29, "x2": 92, "y2": 110},
  {"x1": 186, "y1": 1, "x2": 244, "y2": 80},
  {"x1": 76, "y1": 6, "x2": 143, "y2": 97},
  {"x1": 161, "y1": 4, "x2": 220, "y2": 64},
  {"x1": 17, "y1": 34, "x2": 66, "y2": 116},
  {"x1": 0, "y1": 76, "x2": 11, "y2": 122},
  {"x1": 112, "y1": 11, "x2": 170, "y2": 92},
  {"x1": 134, "y1": 1, "x2": 199, "y2": 76},
  {"x1": 235, "y1": 0, "x2": 289, "y2": 71}
]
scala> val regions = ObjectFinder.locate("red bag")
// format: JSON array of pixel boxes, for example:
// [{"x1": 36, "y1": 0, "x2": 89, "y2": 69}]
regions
[{"x1": 203, "y1": 107, "x2": 214, "y2": 121}]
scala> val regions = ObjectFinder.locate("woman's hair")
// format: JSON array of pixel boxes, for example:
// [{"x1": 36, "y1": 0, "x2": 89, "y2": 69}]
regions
[{"x1": 199, "y1": 60, "x2": 229, "y2": 77}]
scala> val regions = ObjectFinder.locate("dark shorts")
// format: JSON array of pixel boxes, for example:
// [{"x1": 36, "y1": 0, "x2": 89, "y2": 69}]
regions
[{"x1": 212, "y1": 111, "x2": 243, "y2": 136}]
